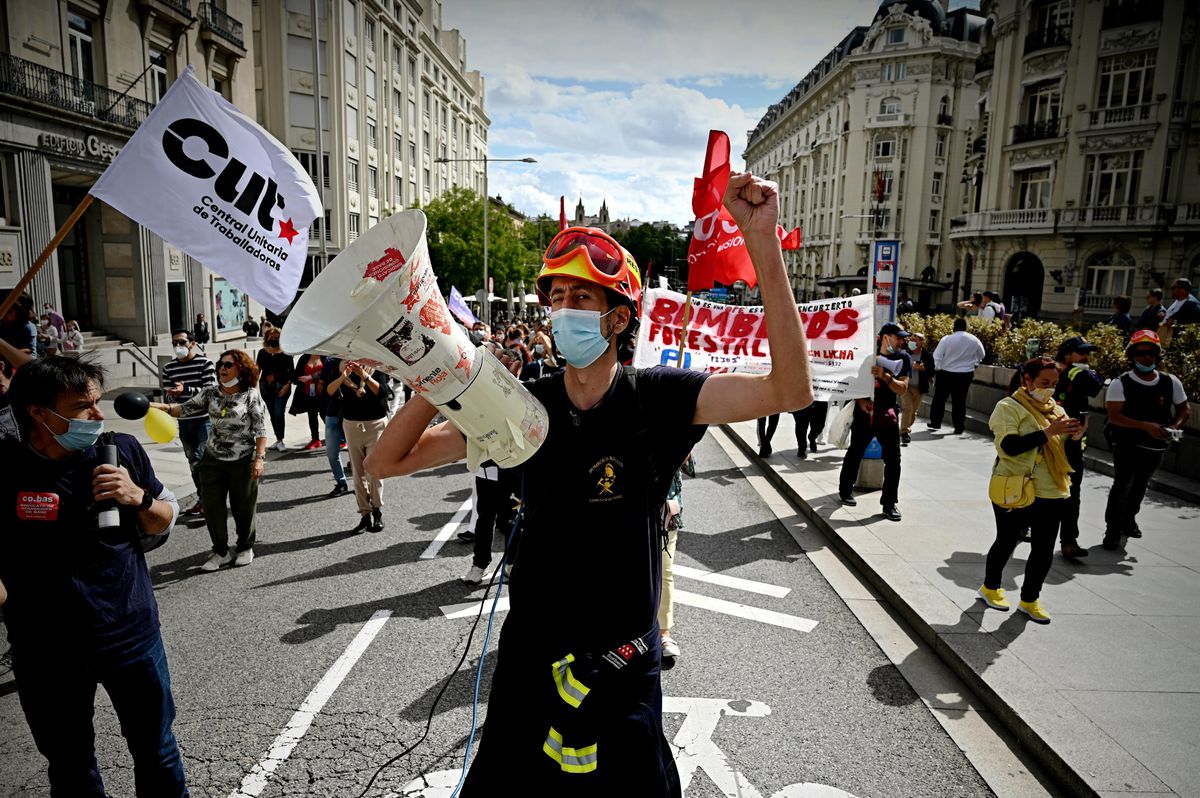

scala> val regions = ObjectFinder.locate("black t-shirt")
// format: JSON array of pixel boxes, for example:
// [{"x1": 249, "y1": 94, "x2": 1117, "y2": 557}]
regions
[
  {"x1": 510, "y1": 366, "x2": 709, "y2": 656},
  {"x1": 320, "y1": 357, "x2": 344, "y2": 417},
  {"x1": 256, "y1": 350, "x2": 295, "y2": 393},
  {"x1": 339, "y1": 369, "x2": 390, "y2": 421},
  {"x1": 872, "y1": 350, "x2": 912, "y2": 415},
  {"x1": 0, "y1": 433, "x2": 163, "y2": 656},
  {"x1": 1055, "y1": 364, "x2": 1104, "y2": 420}
]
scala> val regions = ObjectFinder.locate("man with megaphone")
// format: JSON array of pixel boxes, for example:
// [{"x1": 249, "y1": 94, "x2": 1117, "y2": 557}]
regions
[{"x1": 367, "y1": 172, "x2": 812, "y2": 795}]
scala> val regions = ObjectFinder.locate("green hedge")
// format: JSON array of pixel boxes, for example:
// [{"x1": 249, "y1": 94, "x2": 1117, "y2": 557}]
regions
[{"x1": 898, "y1": 314, "x2": 1200, "y2": 399}]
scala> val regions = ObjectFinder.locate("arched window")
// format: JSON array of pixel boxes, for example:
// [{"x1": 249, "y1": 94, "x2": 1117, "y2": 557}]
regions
[
  {"x1": 880, "y1": 97, "x2": 901, "y2": 115},
  {"x1": 1084, "y1": 250, "x2": 1136, "y2": 306},
  {"x1": 938, "y1": 96, "x2": 950, "y2": 117}
]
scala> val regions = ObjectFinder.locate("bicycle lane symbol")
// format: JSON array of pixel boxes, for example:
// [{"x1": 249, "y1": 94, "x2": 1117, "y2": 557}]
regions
[{"x1": 396, "y1": 696, "x2": 860, "y2": 798}]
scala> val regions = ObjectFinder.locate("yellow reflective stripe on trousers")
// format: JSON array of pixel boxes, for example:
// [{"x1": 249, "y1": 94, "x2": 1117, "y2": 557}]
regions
[
  {"x1": 542, "y1": 726, "x2": 598, "y2": 774},
  {"x1": 550, "y1": 653, "x2": 591, "y2": 709}
]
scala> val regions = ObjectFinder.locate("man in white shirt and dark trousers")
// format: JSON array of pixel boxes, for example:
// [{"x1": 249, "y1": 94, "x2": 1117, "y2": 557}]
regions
[
  {"x1": 162, "y1": 329, "x2": 216, "y2": 516},
  {"x1": 1102, "y1": 330, "x2": 1189, "y2": 549},
  {"x1": 929, "y1": 318, "x2": 985, "y2": 435}
]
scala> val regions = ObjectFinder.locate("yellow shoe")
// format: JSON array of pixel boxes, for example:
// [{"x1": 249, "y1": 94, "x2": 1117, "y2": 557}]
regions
[
  {"x1": 1018, "y1": 599, "x2": 1052, "y2": 624},
  {"x1": 977, "y1": 585, "x2": 1010, "y2": 611}
]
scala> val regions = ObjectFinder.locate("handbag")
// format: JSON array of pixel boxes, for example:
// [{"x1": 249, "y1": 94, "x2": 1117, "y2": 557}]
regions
[
  {"x1": 829, "y1": 401, "x2": 856, "y2": 449},
  {"x1": 988, "y1": 472, "x2": 1035, "y2": 509}
]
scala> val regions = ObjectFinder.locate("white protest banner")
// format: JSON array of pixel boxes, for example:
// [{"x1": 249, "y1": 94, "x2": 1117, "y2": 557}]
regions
[
  {"x1": 634, "y1": 288, "x2": 876, "y2": 401},
  {"x1": 90, "y1": 65, "x2": 321, "y2": 313}
]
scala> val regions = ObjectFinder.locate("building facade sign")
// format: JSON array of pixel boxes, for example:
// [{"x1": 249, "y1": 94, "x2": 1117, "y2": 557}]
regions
[{"x1": 36, "y1": 132, "x2": 122, "y2": 164}]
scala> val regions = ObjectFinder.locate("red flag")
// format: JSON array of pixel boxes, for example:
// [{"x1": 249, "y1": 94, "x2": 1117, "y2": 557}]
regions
[
  {"x1": 559, "y1": 196, "x2": 567, "y2": 231},
  {"x1": 778, "y1": 225, "x2": 802, "y2": 250},
  {"x1": 687, "y1": 131, "x2": 758, "y2": 292}
]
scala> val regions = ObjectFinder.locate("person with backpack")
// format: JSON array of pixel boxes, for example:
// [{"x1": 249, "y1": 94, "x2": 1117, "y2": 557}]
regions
[
  {"x1": 366, "y1": 173, "x2": 813, "y2": 795},
  {"x1": 1102, "y1": 330, "x2": 1190, "y2": 550}
]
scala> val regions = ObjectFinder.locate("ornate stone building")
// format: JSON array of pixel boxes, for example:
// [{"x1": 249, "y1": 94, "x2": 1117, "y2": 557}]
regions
[
  {"x1": 745, "y1": 1, "x2": 984, "y2": 307},
  {"x1": 951, "y1": 0, "x2": 1200, "y2": 321}
]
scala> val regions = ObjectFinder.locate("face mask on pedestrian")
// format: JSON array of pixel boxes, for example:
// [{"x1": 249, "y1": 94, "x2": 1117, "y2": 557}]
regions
[
  {"x1": 42, "y1": 408, "x2": 104, "y2": 451},
  {"x1": 222, "y1": 375, "x2": 241, "y2": 388},
  {"x1": 174, "y1": 344, "x2": 190, "y2": 358},
  {"x1": 880, "y1": 336, "x2": 897, "y2": 355},
  {"x1": 550, "y1": 307, "x2": 618, "y2": 368},
  {"x1": 907, "y1": 341, "x2": 918, "y2": 351},
  {"x1": 1025, "y1": 385, "x2": 1055, "y2": 403},
  {"x1": 534, "y1": 343, "x2": 546, "y2": 356},
  {"x1": 1134, "y1": 360, "x2": 1157, "y2": 373},
  {"x1": 39, "y1": 318, "x2": 49, "y2": 328}
]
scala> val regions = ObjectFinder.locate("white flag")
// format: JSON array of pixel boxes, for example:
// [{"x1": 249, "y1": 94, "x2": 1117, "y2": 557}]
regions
[{"x1": 90, "y1": 65, "x2": 322, "y2": 313}]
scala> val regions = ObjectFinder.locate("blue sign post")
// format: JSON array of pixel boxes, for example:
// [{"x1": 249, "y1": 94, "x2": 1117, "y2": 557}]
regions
[{"x1": 871, "y1": 239, "x2": 900, "y2": 334}]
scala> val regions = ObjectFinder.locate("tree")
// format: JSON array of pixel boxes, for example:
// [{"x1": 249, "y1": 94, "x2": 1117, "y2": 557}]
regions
[
  {"x1": 419, "y1": 187, "x2": 539, "y2": 296},
  {"x1": 610, "y1": 224, "x2": 688, "y2": 289}
]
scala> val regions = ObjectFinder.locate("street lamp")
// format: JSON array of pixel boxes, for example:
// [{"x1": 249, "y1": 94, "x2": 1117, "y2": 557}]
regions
[{"x1": 434, "y1": 155, "x2": 537, "y2": 326}]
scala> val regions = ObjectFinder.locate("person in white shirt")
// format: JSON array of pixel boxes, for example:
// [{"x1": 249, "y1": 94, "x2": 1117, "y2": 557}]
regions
[
  {"x1": 979, "y1": 291, "x2": 1004, "y2": 323},
  {"x1": 929, "y1": 317, "x2": 986, "y2": 434}
]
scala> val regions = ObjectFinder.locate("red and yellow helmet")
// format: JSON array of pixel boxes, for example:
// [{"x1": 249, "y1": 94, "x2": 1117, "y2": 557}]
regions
[
  {"x1": 1127, "y1": 329, "x2": 1162, "y2": 355},
  {"x1": 536, "y1": 227, "x2": 642, "y2": 315}
]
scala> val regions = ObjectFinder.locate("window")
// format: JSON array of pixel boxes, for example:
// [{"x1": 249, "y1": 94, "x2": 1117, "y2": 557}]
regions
[
  {"x1": 367, "y1": 121, "x2": 377, "y2": 150},
  {"x1": 408, "y1": 98, "x2": 416, "y2": 129},
  {"x1": 888, "y1": 28, "x2": 904, "y2": 44},
  {"x1": 1035, "y1": 0, "x2": 1073, "y2": 32},
  {"x1": 343, "y1": 0, "x2": 357, "y2": 38},
  {"x1": 875, "y1": 208, "x2": 892, "y2": 231},
  {"x1": 935, "y1": 133, "x2": 946, "y2": 158},
  {"x1": 1024, "y1": 80, "x2": 1061, "y2": 123},
  {"x1": 149, "y1": 48, "x2": 169, "y2": 103},
  {"x1": 1016, "y1": 167, "x2": 1051, "y2": 209},
  {"x1": 393, "y1": 88, "x2": 403, "y2": 111},
  {"x1": 345, "y1": 105, "x2": 358, "y2": 140},
  {"x1": 394, "y1": 175, "x2": 403, "y2": 203},
  {"x1": 881, "y1": 63, "x2": 893, "y2": 81},
  {"x1": 347, "y1": 158, "x2": 359, "y2": 192},
  {"x1": 423, "y1": 130, "x2": 430, "y2": 153},
  {"x1": 409, "y1": 140, "x2": 416, "y2": 162},
  {"x1": 67, "y1": 13, "x2": 95, "y2": 83},
  {"x1": 367, "y1": 165, "x2": 377, "y2": 198},
  {"x1": 1096, "y1": 50, "x2": 1156, "y2": 109},
  {"x1": 929, "y1": 209, "x2": 940, "y2": 233},
  {"x1": 938, "y1": 96, "x2": 949, "y2": 117},
  {"x1": 368, "y1": 215, "x2": 378, "y2": 229},
  {"x1": 348, "y1": 212, "x2": 360, "y2": 242},
  {"x1": 423, "y1": 167, "x2": 430, "y2": 187},
  {"x1": 344, "y1": 52, "x2": 357, "y2": 86},
  {"x1": 931, "y1": 171, "x2": 943, "y2": 195},
  {"x1": 880, "y1": 97, "x2": 901, "y2": 115},
  {"x1": 441, "y1": 106, "x2": 448, "y2": 130},
  {"x1": 392, "y1": 42, "x2": 402, "y2": 67},
  {"x1": 423, "y1": 55, "x2": 430, "y2": 73},
  {"x1": 287, "y1": 34, "x2": 326, "y2": 74},
  {"x1": 423, "y1": 90, "x2": 431, "y2": 118},
  {"x1": 1084, "y1": 251, "x2": 1135, "y2": 298},
  {"x1": 289, "y1": 92, "x2": 330, "y2": 130},
  {"x1": 896, "y1": 62, "x2": 907, "y2": 80},
  {"x1": 365, "y1": 67, "x2": 376, "y2": 99},
  {"x1": 294, "y1": 151, "x2": 331, "y2": 188},
  {"x1": 1085, "y1": 150, "x2": 1143, "y2": 206},
  {"x1": 875, "y1": 136, "x2": 896, "y2": 158},
  {"x1": 875, "y1": 169, "x2": 894, "y2": 196},
  {"x1": 409, "y1": 18, "x2": 417, "y2": 37},
  {"x1": 409, "y1": 57, "x2": 417, "y2": 82},
  {"x1": 364, "y1": 16, "x2": 376, "y2": 51},
  {"x1": 393, "y1": 131, "x2": 403, "y2": 154}
]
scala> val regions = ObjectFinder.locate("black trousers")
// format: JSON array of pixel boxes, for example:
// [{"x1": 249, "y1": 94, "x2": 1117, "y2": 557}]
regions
[
  {"x1": 929, "y1": 370, "x2": 973, "y2": 432},
  {"x1": 1104, "y1": 443, "x2": 1165, "y2": 538},
  {"x1": 470, "y1": 471, "x2": 518, "y2": 569},
  {"x1": 1060, "y1": 437, "x2": 1085, "y2": 545},
  {"x1": 838, "y1": 406, "x2": 902, "y2": 507},
  {"x1": 985, "y1": 498, "x2": 1064, "y2": 602},
  {"x1": 756, "y1": 414, "x2": 779, "y2": 448},
  {"x1": 792, "y1": 401, "x2": 829, "y2": 446}
]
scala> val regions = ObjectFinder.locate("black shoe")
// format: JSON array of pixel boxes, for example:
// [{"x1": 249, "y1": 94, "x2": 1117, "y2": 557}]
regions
[
  {"x1": 900, "y1": 433, "x2": 911, "y2": 446},
  {"x1": 839, "y1": 493, "x2": 857, "y2": 506},
  {"x1": 370, "y1": 507, "x2": 384, "y2": 533},
  {"x1": 1061, "y1": 541, "x2": 1090, "y2": 559},
  {"x1": 352, "y1": 514, "x2": 371, "y2": 534},
  {"x1": 797, "y1": 448, "x2": 808, "y2": 460},
  {"x1": 951, "y1": 429, "x2": 964, "y2": 435},
  {"x1": 926, "y1": 423, "x2": 941, "y2": 430},
  {"x1": 456, "y1": 530, "x2": 477, "y2": 543},
  {"x1": 1127, "y1": 527, "x2": 1142, "y2": 539},
  {"x1": 184, "y1": 501, "x2": 204, "y2": 517},
  {"x1": 809, "y1": 439, "x2": 818, "y2": 453},
  {"x1": 758, "y1": 444, "x2": 772, "y2": 457},
  {"x1": 1017, "y1": 530, "x2": 1032, "y2": 543},
  {"x1": 327, "y1": 482, "x2": 349, "y2": 498},
  {"x1": 1101, "y1": 537, "x2": 1121, "y2": 551},
  {"x1": 883, "y1": 505, "x2": 902, "y2": 522}
]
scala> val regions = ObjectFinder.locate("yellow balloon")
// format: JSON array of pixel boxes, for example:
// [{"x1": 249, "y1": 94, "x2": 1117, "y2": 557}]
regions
[{"x1": 144, "y1": 407, "x2": 178, "y2": 444}]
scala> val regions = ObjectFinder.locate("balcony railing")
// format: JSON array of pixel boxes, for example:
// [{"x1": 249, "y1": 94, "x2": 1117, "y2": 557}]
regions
[
  {"x1": 1024, "y1": 25, "x2": 1071, "y2": 54},
  {"x1": 1059, "y1": 204, "x2": 1163, "y2": 228},
  {"x1": 1088, "y1": 103, "x2": 1155, "y2": 128},
  {"x1": 1172, "y1": 100, "x2": 1186, "y2": 120},
  {"x1": 865, "y1": 112, "x2": 911, "y2": 128},
  {"x1": 975, "y1": 52, "x2": 995, "y2": 75},
  {"x1": 1012, "y1": 118, "x2": 1060, "y2": 144},
  {"x1": 937, "y1": 112, "x2": 953, "y2": 126},
  {"x1": 198, "y1": 2, "x2": 244, "y2": 49},
  {"x1": 1101, "y1": 0, "x2": 1163, "y2": 29},
  {"x1": 0, "y1": 51, "x2": 153, "y2": 130},
  {"x1": 157, "y1": 0, "x2": 192, "y2": 15},
  {"x1": 949, "y1": 209, "x2": 1056, "y2": 236},
  {"x1": 971, "y1": 134, "x2": 987, "y2": 155}
]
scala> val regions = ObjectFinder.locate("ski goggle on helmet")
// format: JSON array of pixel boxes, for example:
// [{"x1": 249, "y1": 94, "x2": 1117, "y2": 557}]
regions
[{"x1": 536, "y1": 227, "x2": 642, "y2": 315}]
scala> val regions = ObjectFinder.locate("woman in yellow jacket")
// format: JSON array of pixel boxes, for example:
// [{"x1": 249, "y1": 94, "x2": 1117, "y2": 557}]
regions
[{"x1": 979, "y1": 357, "x2": 1081, "y2": 624}]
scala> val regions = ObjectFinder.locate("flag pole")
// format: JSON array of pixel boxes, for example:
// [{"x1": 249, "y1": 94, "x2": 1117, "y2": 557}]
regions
[
  {"x1": 677, "y1": 290, "x2": 693, "y2": 362},
  {"x1": 0, "y1": 193, "x2": 94, "y2": 321}
]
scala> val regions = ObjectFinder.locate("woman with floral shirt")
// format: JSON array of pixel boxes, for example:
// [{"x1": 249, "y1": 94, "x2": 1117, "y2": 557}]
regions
[{"x1": 153, "y1": 349, "x2": 268, "y2": 571}]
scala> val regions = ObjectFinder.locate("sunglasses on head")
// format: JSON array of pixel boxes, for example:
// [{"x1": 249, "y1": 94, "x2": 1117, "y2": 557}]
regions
[
  {"x1": 543, "y1": 228, "x2": 625, "y2": 278},
  {"x1": 218, "y1": 361, "x2": 237, "y2": 369}
]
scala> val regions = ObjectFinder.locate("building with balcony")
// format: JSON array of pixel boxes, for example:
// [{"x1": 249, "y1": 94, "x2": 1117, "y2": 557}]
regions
[
  {"x1": 251, "y1": 0, "x2": 489, "y2": 286},
  {"x1": 0, "y1": 0, "x2": 255, "y2": 346},
  {"x1": 744, "y1": 0, "x2": 984, "y2": 308},
  {"x1": 951, "y1": 0, "x2": 1200, "y2": 321}
]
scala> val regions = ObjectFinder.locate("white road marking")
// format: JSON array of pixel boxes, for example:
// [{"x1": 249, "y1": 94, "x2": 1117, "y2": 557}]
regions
[
  {"x1": 673, "y1": 590, "x2": 818, "y2": 633},
  {"x1": 419, "y1": 499, "x2": 473, "y2": 560},
  {"x1": 227, "y1": 610, "x2": 392, "y2": 798},
  {"x1": 440, "y1": 594, "x2": 510, "y2": 620},
  {"x1": 673, "y1": 565, "x2": 791, "y2": 598}
]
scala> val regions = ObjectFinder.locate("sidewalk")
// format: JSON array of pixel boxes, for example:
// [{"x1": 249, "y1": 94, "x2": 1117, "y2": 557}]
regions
[{"x1": 723, "y1": 414, "x2": 1200, "y2": 798}]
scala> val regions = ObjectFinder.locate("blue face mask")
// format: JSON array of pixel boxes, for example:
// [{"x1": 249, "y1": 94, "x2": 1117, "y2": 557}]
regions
[
  {"x1": 43, "y1": 408, "x2": 104, "y2": 452},
  {"x1": 550, "y1": 307, "x2": 617, "y2": 368},
  {"x1": 1134, "y1": 361, "x2": 1157, "y2": 373}
]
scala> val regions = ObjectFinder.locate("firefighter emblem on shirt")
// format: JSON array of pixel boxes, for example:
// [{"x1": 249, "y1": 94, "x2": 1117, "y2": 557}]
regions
[{"x1": 589, "y1": 456, "x2": 624, "y2": 503}]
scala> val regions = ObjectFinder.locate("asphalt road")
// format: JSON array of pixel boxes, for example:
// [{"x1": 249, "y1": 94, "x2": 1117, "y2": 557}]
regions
[{"x1": 0, "y1": 432, "x2": 994, "y2": 798}]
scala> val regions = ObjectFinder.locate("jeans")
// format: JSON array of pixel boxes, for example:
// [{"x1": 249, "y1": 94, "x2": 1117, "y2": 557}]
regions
[
  {"x1": 1060, "y1": 437, "x2": 1085, "y2": 545},
  {"x1": 177, "y1": 417, "x2": 211, "y2": 494},
  {"x1": 1104, "y1": 443, "x2": 1165, "y2": 538},
  {"x1": 839, "y1": 406, "x2": 902, "y2": 506},
  {"x1": 13, "y1": 632, "x2": 188, "y2": 797},
  {"x1": 930, "y1": 370, "x2": 973, "y2": 432},
  {"x1": 325, "y1": 415, "x2": 347, "y2": 484},
  {"x1": 262, "y1": 390, "x2": 288, "y2": 441},
  {"x1": 985, "y1": 498, "x2": 1064, "y2": 602},
  {"x1": 197, "y1": 453, "x2": 259, "y2": 555}
]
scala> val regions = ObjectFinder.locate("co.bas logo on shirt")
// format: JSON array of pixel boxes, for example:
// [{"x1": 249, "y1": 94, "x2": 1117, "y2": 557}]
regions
[
  {"x1": 17, "y1": 492, "x2": 61, "y2": 521},
  {"x1": 589, "y1": 456, "x2": 624, "y2": 503}
]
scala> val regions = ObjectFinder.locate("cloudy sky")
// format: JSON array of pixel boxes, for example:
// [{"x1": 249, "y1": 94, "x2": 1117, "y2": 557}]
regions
[{"x1": 442, "y1": 0, "x2": 973, "y2": 226}]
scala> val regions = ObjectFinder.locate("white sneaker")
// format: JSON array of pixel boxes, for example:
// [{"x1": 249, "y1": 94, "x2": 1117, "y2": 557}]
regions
[
  {"x1": 234, "y1": 549, "x2": 255, "y2": 567},
  {"x1": 661, "y1": 634, "x2": 681, "y2": 659},
  {"x1": 201, "y1": 551, "x2": 234, "y2": 572},
  {"x1": 273, "y1": 440, "x2": 287, "y2": 452},
  {"x1": 503, "y1": 563, "x2": 513, "y2": 581},
  {"x1": 462, "y1": 564, "x2": 487, "y2": 585}
]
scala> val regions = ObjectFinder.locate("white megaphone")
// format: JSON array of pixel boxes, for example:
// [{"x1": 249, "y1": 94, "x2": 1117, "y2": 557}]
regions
[{"x1": 280, "y1": 210, "x2": 548, "y2": 470}]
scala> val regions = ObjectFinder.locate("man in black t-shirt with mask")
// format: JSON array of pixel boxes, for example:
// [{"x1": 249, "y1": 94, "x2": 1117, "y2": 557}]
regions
[
  {"x1": 0, "y1": 357, "x2": 187, "y2": 797},
  {"x1": 368, "y1": 173, "x2": 813, "y2": 796}
]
